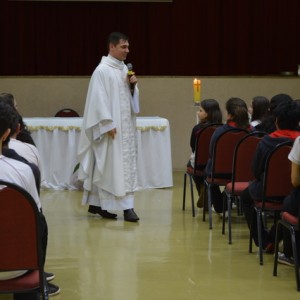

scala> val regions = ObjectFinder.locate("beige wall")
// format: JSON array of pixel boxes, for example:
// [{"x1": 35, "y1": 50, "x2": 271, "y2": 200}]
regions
[{"x1": 1, "y1": 76, "x2": 300, "y2": 170}]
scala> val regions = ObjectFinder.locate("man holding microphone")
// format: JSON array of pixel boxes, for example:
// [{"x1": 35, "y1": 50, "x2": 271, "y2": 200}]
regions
[{"x1": 78, "y1": 32, "x2": 140, "y2": 222}]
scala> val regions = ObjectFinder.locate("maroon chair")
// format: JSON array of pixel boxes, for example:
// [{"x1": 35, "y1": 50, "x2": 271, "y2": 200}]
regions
[
  {"x1": 223, "y1": 131, "x2": 266, "y2": 244},
  {"x1": 54, "y1": 108, "x2": 80, "y2": 117},
  {"x1": 0, "y1": 180, "x2": 48, "y2": 300},
  {"x1": 204, "y1": 128, "x2": 249, "y2": 229},
  {"x1": 182, "y1": 123, "x2": 222, "y2": 217},
  {"x1": 249, "y1": 141, "x2": 293, "y2": 265},
  {"x1": 273, "y1": 211, "x2": 300, "y2": 291}
]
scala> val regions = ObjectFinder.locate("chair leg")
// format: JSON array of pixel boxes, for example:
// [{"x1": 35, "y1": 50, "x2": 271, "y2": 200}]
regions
[
  {"x1": 182, "y1": 173, "x2": 187, "y2": 211},
  {"x1": 222, "y1": 190, "x2": 231, "y2": 238},
  {"x1": 273, "y1": 221, "x2": 281, "y2": 276},
  {"x1": 222, "y1": 192, "x2": 227, "y2": 235},
  {"x1": 249, "y1": 209, "x2": 254, "y2": 253},
  {"x1": 188, "y1": 175, "x2": 195, "y2": 217},
  {"x1": 290, "y1": 227, "x2": 300, "y2": 291},
  {"x1": 207, "y1": 183, "x2": 213, "y2": 229},
  {"x1": 202, "y1": 183, "x2": 208, "y2": 222},
  {"x1": 227, "y1": 194, "x2": 232, "y2": 244},
  {"x1": 257, "y1": 209, "x2": 264, "y2": 265},
  {"x1": 249, "y1": 226, "x2": 253, "y2": 253}
]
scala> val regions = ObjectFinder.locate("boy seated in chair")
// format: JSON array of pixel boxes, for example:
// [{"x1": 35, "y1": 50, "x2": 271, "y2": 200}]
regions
[{"x1": 0, "y1": 102, "x2": 60, "y2": 297}]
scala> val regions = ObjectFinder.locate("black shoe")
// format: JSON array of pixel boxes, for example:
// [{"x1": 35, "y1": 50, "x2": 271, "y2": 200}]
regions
[
  {"x1": 47, "y1": 283, "x2": 60, "y2": 297},
  {"x1": 88, "y1": 205, "x2": 117, "y2": 219},
  {"x1": 45, "y1": 271, "x2": 55, "y2": 282},
  {"x1": 124, "y1": 209, "x2": 139, "y2": 222}
]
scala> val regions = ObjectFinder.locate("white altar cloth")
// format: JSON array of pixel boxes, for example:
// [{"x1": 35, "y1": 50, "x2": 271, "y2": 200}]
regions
[{"x1": 23, "y1": 117, "x2": 173, "y2": 190}]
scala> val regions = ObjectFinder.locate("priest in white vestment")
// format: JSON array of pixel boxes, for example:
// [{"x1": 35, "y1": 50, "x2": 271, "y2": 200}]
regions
[{"x1": 77, "y1": 32, "x2": 140, "y2": 222}]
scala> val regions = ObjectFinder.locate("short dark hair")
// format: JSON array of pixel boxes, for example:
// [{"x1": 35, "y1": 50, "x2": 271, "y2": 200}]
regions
[
  {"x1": 0, "y1": 93, "x2": 15, "y2": 108},
  {"x1": 107, "y1": 32, "x2": 129, "y2": 48},
  {"x1": 273, "y1": 101, "x2": 300, "y2": 130},
  {"x1": 0, "y1": 102, "x2": 18, "y2": 138},
  {"x1": 270, "y1": 93, "x2": 293, "y2": 112}
]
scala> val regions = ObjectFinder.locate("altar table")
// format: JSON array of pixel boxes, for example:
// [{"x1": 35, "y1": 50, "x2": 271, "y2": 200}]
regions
[{"x1": 23, "y1": 117, "x2": 173, "y2": 190}]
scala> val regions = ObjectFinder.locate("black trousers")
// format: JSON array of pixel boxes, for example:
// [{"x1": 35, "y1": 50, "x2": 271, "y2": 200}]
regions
[{"x1": 240, "y1": 187, "x2": 272, "y2": 247}]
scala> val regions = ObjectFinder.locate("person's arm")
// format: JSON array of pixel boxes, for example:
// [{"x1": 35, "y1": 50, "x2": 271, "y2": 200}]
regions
[
  {"x1": 190, "y1": 126, "x2": 198, "y2": 152},
  {"x1": 288, "y1": 136, "x2": 300, "y2": 187},
  {"x1": 291, "y1": 162, "x2": 300, "y2": 187}
]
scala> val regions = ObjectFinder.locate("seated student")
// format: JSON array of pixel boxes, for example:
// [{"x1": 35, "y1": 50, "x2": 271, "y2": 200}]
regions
[
  {"x1": 187, "y1": 99, "x2": 223, "y2": 208},
  {"x1": 277, "y1": 136, "x2": 300, "y2": 265},
  {"x1": 0, "y1": 92, "x2": 35, "y2": 146},
  {"x1": 8, "y1": 114, "x2": 42, "y2": 171},
  {"x1": 248, "y1": 96, "x2": 270, "y2": 129},
  {"x1": 0, "y1": 102, "x2": 60, "y2": 297},
  {"x1": 205, "y1": 97, "x2": 252, "y2": 214},
  {"x1": 2, "y1": 110, "x2": 41, "y2": 194},
  {"x1": 257, "y1": 93, "x2": 293, "y2": 133},
  {"x1": 241, "y1": 100, "x2": 300, "y2": 251}
]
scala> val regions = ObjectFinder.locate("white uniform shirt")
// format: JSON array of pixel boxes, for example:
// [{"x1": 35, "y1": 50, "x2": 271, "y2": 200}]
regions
[
  {"x1": 289, "y1": 136, "x2": 300, "y2": 165},
  {"x1": 9, "y1": 138, "x2": 41, "y2": 170}
]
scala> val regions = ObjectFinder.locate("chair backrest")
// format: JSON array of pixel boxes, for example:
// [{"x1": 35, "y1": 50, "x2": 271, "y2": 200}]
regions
[
  {"x1": 194, "y1": 123, "x2": 223, "y2": 171},
  {"x1": 231, "y1": 131, "x2": 266, "y2": 188},
  {"x1": 0, "y1": 180, "x2": 44, "y2": 286},
  {"x1": 263, "y1": 141, "x2": 293, "y2": 199},
  {"x1": 211, "y1": 128, "x2": 249, "y2": 179},
  {"x1": 55, "y1": 108, "x2": 80, "y2": 117}
]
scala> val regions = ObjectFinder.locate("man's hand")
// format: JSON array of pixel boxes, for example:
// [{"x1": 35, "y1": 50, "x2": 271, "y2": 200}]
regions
[
  {"x1": 107, "y1": 128, "x2": 117, "y2": 139},
  {"x1": 129, "y1": 75, "x2": 138, "y2": 85}
]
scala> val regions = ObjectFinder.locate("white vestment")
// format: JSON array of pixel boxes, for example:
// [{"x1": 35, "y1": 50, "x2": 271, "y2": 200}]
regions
[{"x1": 77, "y1": 55, "x2": 140, "y2": 210}]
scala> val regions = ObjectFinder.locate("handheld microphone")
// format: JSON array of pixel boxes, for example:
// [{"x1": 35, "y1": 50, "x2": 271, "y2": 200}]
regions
[{"x1": 127, "y1": 63, "x2": 135, "y2": 95}]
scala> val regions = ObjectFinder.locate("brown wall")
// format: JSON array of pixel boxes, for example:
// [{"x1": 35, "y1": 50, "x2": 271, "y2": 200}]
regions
[{"x1": 1, "y1": 75, "x2": 300, "y2": 170}]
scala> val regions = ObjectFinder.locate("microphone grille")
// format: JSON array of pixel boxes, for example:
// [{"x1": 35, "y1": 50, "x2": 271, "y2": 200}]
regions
[{"x1": 127, "y1": 63, "x2": 133, "y2": 71}]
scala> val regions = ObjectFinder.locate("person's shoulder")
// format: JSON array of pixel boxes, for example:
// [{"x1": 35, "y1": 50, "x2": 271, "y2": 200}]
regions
[
  {"x1": 92, "y1": 61, "x2": 110, "y2": 80},
  {"x1": 294, "y1": 135, "x2": 300, "y2": 145},
  {"x1": 0, "y1": 156, "x2": 34, "y2": 181},
  {"x1": 192, "y1": 123, "x2": 202, "y2": 132},
  {"x1": 24, "y1": 142, "x2": 38, "y2": 151},
  {"x1": 1, "y1": 155, "x2": 31, "y2": 169},
  {"x1": 215, "y1": 124, "x2": 228, "y2": 133},
  {"x1": 10, "y1": 139, "x2": 36, "y2": 151}
]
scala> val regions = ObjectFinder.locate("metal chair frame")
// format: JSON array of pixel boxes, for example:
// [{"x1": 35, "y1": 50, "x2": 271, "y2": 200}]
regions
[
  {"x1": 182, "y1": 123, "x2": 222, "y2": 217},
  {"x1": 0, "y1": 180, "x2": 48, "y2": 300},
  {"x1": 249, "y1": 141, "x2": 293, "y2": 265},
  {"x1": 273, "y1": 211, "x2": 300, "y2": 291},
  {"x1": 223, "y1": 131, "x2": 266, "y2": 244},
  {"x1": 204, "y1": 128, "x2": 249, "y2": 229}
]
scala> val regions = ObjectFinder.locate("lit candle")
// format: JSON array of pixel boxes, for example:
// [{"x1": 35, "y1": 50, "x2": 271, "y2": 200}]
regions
[{"x1": 193, "y1": 78, "x2": 201, "y2": 104}]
